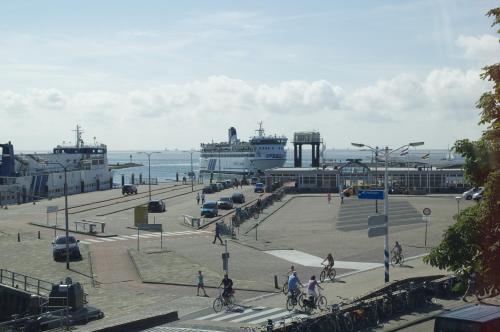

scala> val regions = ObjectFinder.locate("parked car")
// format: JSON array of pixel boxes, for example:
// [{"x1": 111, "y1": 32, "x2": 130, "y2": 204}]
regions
[
  {"x1": 224, "y1": 180, "x2": 233, "y2": 188},
  {"x1": 472, "y1": 187, "x2": 485, "y2": 201},
  {"x1": 215, "y1": 182, "x2": 225, "y2": 191},
  {"x1": 463, "y1": 187, "x2": 483, "y2": 200},
  {"x1": 251, "y1": 177, "x2": 259, "y2": 185},
  {"x1": 122, "y1": 184, "x2": 138, "y2": 195},
  {"x1": 201, "y1": 201, "x2": 218, "y2": 218},
  {"x1": 148, "y1": 199, "x2": 166, "y2": 212},
  {"x1": 52, "y1": 235, "x2": 81, "y2": 261},
  {"x1": 210, "y1": 183, "x2": 220, "y2": 192},
  {"x1": 231, "y1": 192, "x2": 245, "y2": 204},
  {"x1": 202, "y1": 186, "x2": 214, "y2": 194},
  {"x1": 217, "y1": 197, "x2": 233, "y2": 209},
  {"x1": 254, "y1": 182, "x2": 265, "y2": 193}
]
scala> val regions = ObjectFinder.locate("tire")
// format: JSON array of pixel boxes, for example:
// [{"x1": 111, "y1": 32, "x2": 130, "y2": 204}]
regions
[
  {"x1": 282, "y1": 282, "x2": 288, "y2": 294},
  {"x1": 226, "y1": 295, "x2": 235, "y2": 310},
  {"x1": 391, "y1": 255, "x2": 398, "y2": 267},
  {"x1": 399, "y1": 254, "x2": 405, "y2": 265},
  {"x1": 286, "y1": 296, "x2": 296, "y2": 311},
  {"x1": 304, "y1": 303, "x2": 313, "y2": 315},
  {"x1": 213, "y1": 297, "x2": 223, "y2": 312},
  {"x1": 317, "y1": 296, "x2": 327, "y2": 311},
  {"x1": 466, "y1": 195, "x2": 472, "y2": 200},
  {"x1": 298, "y1": 293, "x2": 305, "y2": 309},
  {"x1": 329, "y1": 268, "x2": 337, "y2": 280},
  {"x1": 319, "y1": 270, "x2": 326, "y2": 283}
]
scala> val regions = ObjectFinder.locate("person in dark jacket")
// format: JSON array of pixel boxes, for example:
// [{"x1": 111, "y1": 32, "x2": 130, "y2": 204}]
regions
[{"x1": 213, "y1": 222, "x2": 223, "y2": 244}]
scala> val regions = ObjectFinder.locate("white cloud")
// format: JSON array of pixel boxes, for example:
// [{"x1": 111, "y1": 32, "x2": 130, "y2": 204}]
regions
[
  {"x1": 0, "y1": 70, "x2": 488, "y2": 149},
  {"x1": 456, "y1": 34, "x2": 499, "y2": 64}
]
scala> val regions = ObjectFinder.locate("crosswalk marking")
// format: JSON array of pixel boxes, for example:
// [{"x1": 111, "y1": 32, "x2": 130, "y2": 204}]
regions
[
  {"x1": 230, "y1": 307, "x2": 282, "y2": 323},
  {"x1": 195, "y1": 311, "x2": 227, "y2": 321},
  {"x1": 99, "y1": 237, "x2": 117, "y2": 242},
  {"x1": 83, "y1": 239, "x2": 104, "y2": 243},
  {"x1": 113, "y1": 237, "x2": 130, "y2": 241},
  {"x1": 249, "y1": 310, "x2": 294, "y2": 324},
  {"x1": 79, "y1": 240, "x2": 91, "y2": 244},
  {"x1": 211, "y1": 308, "x2": 254, "y2": 321}
]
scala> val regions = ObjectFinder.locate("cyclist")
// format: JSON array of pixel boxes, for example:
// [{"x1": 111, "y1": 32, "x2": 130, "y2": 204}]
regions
[
  {"x1": 306, "y1": 275, "x2": 323, "y2": 303},
  {"x1": 321, "y1": 253, "x2": 335, "y2": 275},
  {"x1": 393, "y1": 241, "x2": 403, "y2": 264},
  {"x1": 218, "y1": 274, "x2": 234, "y2": 304},
  {"x1": 289, "y1": 265, "x2": 296, "y2": 275},
  {"x1": 287, "y1": 271, "x2": 303, "y2": 299}
]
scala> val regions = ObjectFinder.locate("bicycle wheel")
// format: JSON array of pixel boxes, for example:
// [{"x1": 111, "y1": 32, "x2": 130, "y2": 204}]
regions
[
  {"x1": 329, "y1": 268, "x2": 337, "y2": 280},
  {"x1": 399, "y1": 254, "x2": 405, "y2": 265},
  {"x1": 282, "y1": 281, "x2": 288, "y2": 294},
  {"x1": 317, "y1": 295, "x2": 328, "y2": 311},
  {"x1": 213, "y1": 297, "x2": 223, "y2": 312},
  {"x1": 253, "y1": 212, "x2": 259, "y2": 219},
  {"x1": 298, "y1": 293, "x2": 305, "y2": 309},
  {"x1": 286, "y1": 296, "x2": 297, "y2": 311},
  {"x1": 391, "y1": 255, "x2": 398, "y2": 267},
  {"x1": 319, "y1": 270, "x2": 327, "y2": 283},
  {"x1": 226, "y1": 295, "x2": 235, "y2": 310}
]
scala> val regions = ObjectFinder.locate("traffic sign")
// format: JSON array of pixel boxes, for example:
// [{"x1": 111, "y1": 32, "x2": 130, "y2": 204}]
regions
[
  {"x1": 358, "y1": 190, "x2": 384, "y2": 200},
  {"x1": 368, "y1": 226, "x2": 388, "y2": 238},
  {"x1": 368, "y1": 215, "x2": 388, "y2": 227},
  {"x1": 138, "y1": 224, "x2": 163, "y2": 232},
  {"x1": 422, "y1": 208, "x2": 431, "y2": 216},
  {"x1": 46, "y1": 206, "x2": 58, "y2": 213}
]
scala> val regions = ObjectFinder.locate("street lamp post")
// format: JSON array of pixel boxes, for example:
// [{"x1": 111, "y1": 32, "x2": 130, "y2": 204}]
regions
[
  {"x1": 48, "y1": 162, "x2": 70, "y2": 270},
  {"x1": 352, "y1": 141, "x2": 424, "y2": 282},
  {"x1": 182, "y1": 150, "x2": 197, "y2": 192},
  {"x1": 137, "y1": 152, "x2": 160, "y2": 202}
]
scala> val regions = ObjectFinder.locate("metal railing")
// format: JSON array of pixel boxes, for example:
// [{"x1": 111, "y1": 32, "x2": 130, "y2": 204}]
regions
[{"x1": 0, "y1": 269, "x2": 53, "y2": 296}]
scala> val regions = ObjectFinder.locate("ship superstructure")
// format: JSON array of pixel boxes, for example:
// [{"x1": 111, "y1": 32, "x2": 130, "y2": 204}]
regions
[
  {"x1": 0, "y1": 126, "x2": 112, "y2": 205},
  {"x1": 199, "y1": 123, "x2": 287, "y2": 175}
]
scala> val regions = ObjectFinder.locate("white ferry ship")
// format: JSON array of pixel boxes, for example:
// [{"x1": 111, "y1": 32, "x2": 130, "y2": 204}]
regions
[
  {"x1": 199, "y1": 123, "x2": 287, "y2": 175},
  {"x1": 0, "y1": 126, "x2": 112, "y2": 205}
]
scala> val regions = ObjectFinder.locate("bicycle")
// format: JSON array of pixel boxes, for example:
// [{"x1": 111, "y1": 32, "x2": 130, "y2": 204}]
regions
[
  {"x1": 330, "y1": 297, "x2": 354, "y2": 332},
  {"x1": 391, "y1": 250, "x2": 405, "y2": 266},
  {"x1": 319, "y1": 263, "x2": 337, "y2": 282},
  {"x1": 282, "y1": 275, "x2": 290, "y2": 294},
  {"x1": 301, "y1": 288, "x2": 328, "y2": 314},
  {"x1": 286, "y1": 288, "x2": 301, "y2": 311},
  {"x1": 213, "y1": 288, "x2": 235, "y2": 312}
]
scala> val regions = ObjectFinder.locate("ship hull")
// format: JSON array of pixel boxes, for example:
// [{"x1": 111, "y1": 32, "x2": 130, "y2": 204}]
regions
[{"x1": 199, "y1": 156, "x2": 286, "y2": 175}]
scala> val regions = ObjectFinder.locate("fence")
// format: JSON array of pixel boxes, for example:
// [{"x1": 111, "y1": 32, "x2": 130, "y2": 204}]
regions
[{"x1": 0, "y1": 269, "x2": 53, "y2": 296}]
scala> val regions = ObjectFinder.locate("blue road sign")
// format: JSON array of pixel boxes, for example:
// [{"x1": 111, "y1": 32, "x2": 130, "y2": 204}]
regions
[{"x1": 358, "y1": 190, "x2": 384, "y2": 200}]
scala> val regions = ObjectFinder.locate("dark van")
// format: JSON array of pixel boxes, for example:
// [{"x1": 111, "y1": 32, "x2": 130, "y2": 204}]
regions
[{"x1": 434, "y1": 304, "x2": 500, "y2": 332}]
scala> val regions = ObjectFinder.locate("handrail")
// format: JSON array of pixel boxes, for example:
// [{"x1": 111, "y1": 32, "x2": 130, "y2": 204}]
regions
[{"x1": 0, "y1": 269, "x2": 54, "y2": 296}]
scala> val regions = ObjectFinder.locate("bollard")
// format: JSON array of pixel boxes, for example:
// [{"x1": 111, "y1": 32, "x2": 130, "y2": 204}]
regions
[
  {"x1": 267, "y1": 319, "x2": 273, "y2": 332},
  {"x1": 274, "y1": 275, "x2": 279, "y2": 289},
  {"x1": 17, "y1": 233, "x2": 20, "y2": 242},
  {"x1": 38, "y1": 231, "x2": 40, "y2": 240}
]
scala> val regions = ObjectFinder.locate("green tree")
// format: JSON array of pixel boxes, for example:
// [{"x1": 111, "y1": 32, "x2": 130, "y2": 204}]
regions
[{"x1": 424, "y1": 8, "x2": 500, "y2": 296}]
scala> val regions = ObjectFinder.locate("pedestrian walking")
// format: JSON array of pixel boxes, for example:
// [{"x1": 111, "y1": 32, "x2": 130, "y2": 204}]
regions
[
  {"x1": 196, "y1": 192, "x2": 200, "y2": 205},
  {"x1": 340, "y1": 191, "x2": 344, "y2": 204},
  {"x1": 201, "y1": 193, "x2": 205, "y2": 204},
  {"x1": 213, "y1": 222, "x2": 223, "y2": 244},
  {"x1": 327, "y1": 192, "x2": 331, "y2": 204},
  {"x1": 197, "y1": 270, "x2": 208, "y2": 296}
]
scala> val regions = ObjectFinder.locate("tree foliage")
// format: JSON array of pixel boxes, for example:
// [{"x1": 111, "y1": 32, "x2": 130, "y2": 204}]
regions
[{"x1": 425, "y1": 8, "x2": 500, "y2": 295}]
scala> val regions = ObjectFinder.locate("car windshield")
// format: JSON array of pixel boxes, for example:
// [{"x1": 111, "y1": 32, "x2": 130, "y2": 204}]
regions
[
  {"x1": 220, "y1": 197, "x2": 230, "y2": 202},
  {"x1": 150, "y1": 201, "x2": 160, "y2": 206},
  {"x1": 55, "y1": 236, "x2": 76, "y2": 244},
  {"x1": 204, "y1": 202, "x2": 217, "y2": 208}
]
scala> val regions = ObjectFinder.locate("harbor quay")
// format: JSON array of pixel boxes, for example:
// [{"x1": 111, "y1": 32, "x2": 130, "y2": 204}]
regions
[{"x1": 0, "y1": 177, "x2": 474, "y2": 331}]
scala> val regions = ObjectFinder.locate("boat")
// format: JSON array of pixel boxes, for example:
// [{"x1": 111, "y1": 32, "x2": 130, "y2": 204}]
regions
[
  {"x1": 0, "y1": 126, "x2": 112, "y2": 205},
  {"x1": 199, "y1": 123, "x2": 287, "y2": 176}
]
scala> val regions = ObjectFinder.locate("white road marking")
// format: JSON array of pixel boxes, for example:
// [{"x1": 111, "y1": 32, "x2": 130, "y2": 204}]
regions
[
  {"x1": 98, "y1": 238, "x2": 117, "y2": 242},
  {"x1": 211, "y1": 308, "x2": 254, "y2": 321},
  {"x1": 79, "y1": 240, "x2": 91, "y2": 244},
  {"x1": 195, "y1": 311, "x2": 227, "y2": 321},
  {"x1": 112, "y1": 237, "x2": 130, "y2": 241},
  {"x1": 83, "y1": 239, "x2": 104, "y2": 243},
  {"x1": 265, "y1": 249, "x2": 383, "y2": 270},
  {"x1": 230, "y1": 307, "x2": 282, "y2": 323},
  {"x1": 249, "y1": 310, "x2": 293, "y2": 324}
]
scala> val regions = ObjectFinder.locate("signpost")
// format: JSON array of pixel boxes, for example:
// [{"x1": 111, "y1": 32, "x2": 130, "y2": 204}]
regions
[
  {"x1": 368, "y1": 215, "x2": 387, "y2": 227},
  {"x1": 47, "y1": 205, "x2": 58, "y2": 236},
  {"x1": 422, "y1": 208, "x2": 431, "y2": 246},
  {"x1": 137, "y1": 223, "x2": 163, "y2": 251},
  {"x1": 368, "y1": 215, "x2": 388, "y2": 238},
  {"x1": 358, "y1": 190, "x2": 384, "y2": 200},
  {"x1": 368, "y1": 226, "x2": 388, "y2": 238}
]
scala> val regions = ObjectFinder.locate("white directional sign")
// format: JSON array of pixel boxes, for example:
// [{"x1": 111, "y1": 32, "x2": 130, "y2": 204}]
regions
[
  {"x1": 46, "y1": 206, "x2": 58, "y2": 213},
  {"x1": 368, "y1": 215, "x2": 388, "y2": 227},
  {"x1": 368, "y1": 226, "x2": 388, "y2": 238},
  {"x1": 138, "y1": 224, "x2": 162, "y2": 232}
]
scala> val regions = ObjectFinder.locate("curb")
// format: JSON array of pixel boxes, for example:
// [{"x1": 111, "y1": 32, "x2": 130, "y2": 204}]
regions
[
  {"x1": 29, "y1": 222, "x2": 118, "y2": 237},
  {"x1": 92, "y1": 311, "x2": 178, "y2": 332}
]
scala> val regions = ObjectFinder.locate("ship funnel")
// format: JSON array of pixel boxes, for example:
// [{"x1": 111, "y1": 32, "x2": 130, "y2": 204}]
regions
[{"x1": 228, "y1": 127, "x2": 238, "y2": 144}]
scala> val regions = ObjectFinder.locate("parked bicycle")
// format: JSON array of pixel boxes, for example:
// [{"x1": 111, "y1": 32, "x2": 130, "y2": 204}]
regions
[
  {"x1": 349, "y1": 297, "x2": 379, "y2": 330},
  {"x1": 319, "y1": 263, "x2": 337, "y2": 282},
  {"x1": 213, "y1": 288, "x2": 235, "y2": 312},
  {"x1": 330, "y1": 297, "x2": 354, "y2": 332}
]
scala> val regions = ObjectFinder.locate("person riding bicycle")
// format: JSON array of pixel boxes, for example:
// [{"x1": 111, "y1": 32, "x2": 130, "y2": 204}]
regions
[
  {"x1": 306, "y1": 275, "x2": 323, "y2": 304},
  {"x1": 218, "y1": 274, "x2": 234, "y2": 304},
  {"x1": 321, "y1": 253, "x2": 335, "y2": 274},
  {"x1": 287, "y1": 271, "x2": 303, "y2": 299},
  {"x1": 393, "y1": 241, "x2": 403, "y2": 263}
]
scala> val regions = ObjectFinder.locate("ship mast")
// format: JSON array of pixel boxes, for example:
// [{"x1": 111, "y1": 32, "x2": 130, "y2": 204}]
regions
[
  {"x1": 256, "y1": 122, "x2": 265, "y2": 137},
  {"x1": 73, "y1": 125, "x2": 84, "y2": 148}
]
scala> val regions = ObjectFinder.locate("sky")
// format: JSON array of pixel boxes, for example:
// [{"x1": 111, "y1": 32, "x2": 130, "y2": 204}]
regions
[{"x1": 0, "y1": 0, "x2": 499, "y2": 151}]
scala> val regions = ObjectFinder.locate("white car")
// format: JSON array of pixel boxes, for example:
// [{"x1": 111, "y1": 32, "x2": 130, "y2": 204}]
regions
[
  {"x1": 472, "y1": 188, "x2": 485, "y2": 201},
  {"x1": 462, "y1": 187, "x2": 483, "y2": 200}
]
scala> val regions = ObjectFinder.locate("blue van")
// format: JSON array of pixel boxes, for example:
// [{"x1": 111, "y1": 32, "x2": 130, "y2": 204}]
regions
[
  {"x1": 201, "y1": 201, "x2": 218, "y2": 218},
  {"x1": 254, "y1": 183, "x2": 265, "y2": 193}
]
